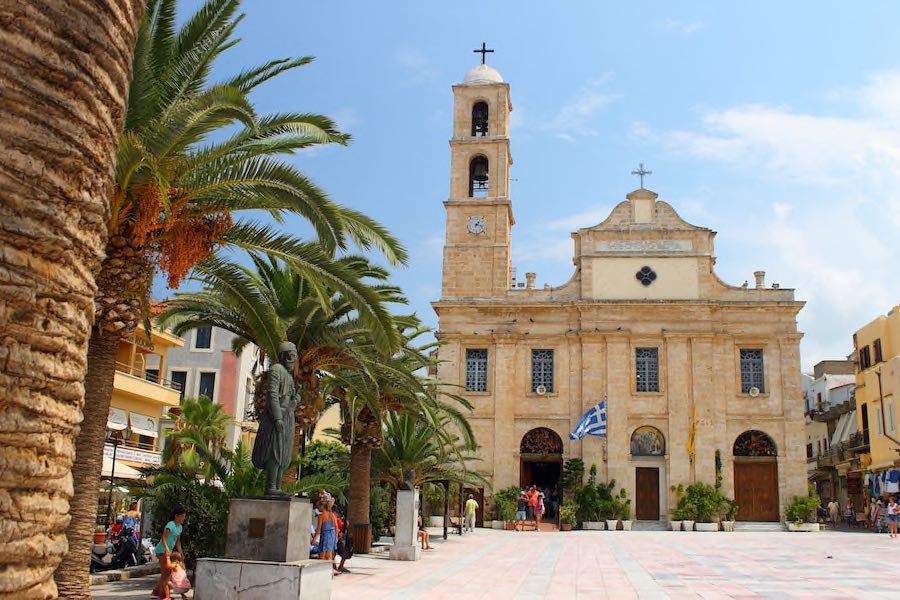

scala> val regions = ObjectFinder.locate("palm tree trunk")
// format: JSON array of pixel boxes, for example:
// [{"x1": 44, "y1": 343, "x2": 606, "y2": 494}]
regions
[
  {"x1": 0, "y1": 2, "x2": 143, "y2": 597},
  {"x1": 348, "y1": 442, "x2": 372, "y2": 552},
  {"x1": 54, "y1": 330, "x2": 122, "y2": 599}
]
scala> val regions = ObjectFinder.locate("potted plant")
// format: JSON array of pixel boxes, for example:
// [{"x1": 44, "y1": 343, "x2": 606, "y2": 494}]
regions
[
  {"x1": 560, "y1": 500, "x2": 578, "y2": 531},
  {"x1": 576, "y1": 465, "x2": 616, "y2": 530},
  {"x1": 492, "y1": 486, "x2": 520, "y2": 530},
  {"x1": 617, "y1": 488, "x2": 633, "y2": 531},
  {"x1": 684, "y1": 482, "x2": 726, "y2": 531},
  {"x1": 785, "y1": 494, "x2": 821, "y2": 532},
  {"x1": 721, "y1": 499, "x2": 738, "y2": 532},
  {"x1": 669, "y1": 484, "x2": 685, "y2": 531},
  {"x1": 422, "y1": 483, "x2": 445, "y2": 528}
]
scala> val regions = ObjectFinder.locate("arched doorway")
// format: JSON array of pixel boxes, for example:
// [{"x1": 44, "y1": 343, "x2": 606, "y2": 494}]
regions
[
  {"x1": 733, "y1": 430, "x2": 779, "y2": 521},
  {"x1": 631, "y1": 426, "x2": 666, "y2": 520},
  {"x1": 519, "y1": 428, "x2": 563, "y2": 502}
]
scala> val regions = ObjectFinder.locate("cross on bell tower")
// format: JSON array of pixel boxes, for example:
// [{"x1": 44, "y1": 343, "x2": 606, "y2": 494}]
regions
[{"x1": 473, "y1": 42, "x2": 494, "y2": 64}]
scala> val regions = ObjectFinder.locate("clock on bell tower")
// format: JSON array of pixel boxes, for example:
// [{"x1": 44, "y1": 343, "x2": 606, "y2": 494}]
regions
[{"x1": 440, "y1": 49, "x2": 515, "y2": 299}]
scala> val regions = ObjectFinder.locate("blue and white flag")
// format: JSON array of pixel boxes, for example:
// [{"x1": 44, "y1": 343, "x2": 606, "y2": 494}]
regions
[{"x1": 569, "y1": 401, "x2": 607, "y2": 440}]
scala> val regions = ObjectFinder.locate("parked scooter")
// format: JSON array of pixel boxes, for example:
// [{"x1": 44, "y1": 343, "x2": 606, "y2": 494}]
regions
[{"x1": 89, "y1": 525, "x2": 144, "y2": 573}]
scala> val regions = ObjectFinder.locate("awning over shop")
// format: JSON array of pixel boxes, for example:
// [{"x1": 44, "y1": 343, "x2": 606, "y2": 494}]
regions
[
  {"x1": 101, "y1": 455, "x2": 143, "y2": 480},
  {"x1": 129, "y1": 413, "x2": 158, "y2": 438},
  {"x1": 845, "y1": 410, "x2": 858, "y2": 436},
  {"x1": 808, "y1": 470, "x2": 832, "y2": 482},
  {"x1": 107, "y1": 407, "x2": 128, "y2": 431}
]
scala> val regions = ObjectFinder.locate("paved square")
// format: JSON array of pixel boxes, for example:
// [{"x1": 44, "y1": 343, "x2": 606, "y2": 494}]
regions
[{"x1": 332, "y1": 528, "x2": 899, "y2": 599}]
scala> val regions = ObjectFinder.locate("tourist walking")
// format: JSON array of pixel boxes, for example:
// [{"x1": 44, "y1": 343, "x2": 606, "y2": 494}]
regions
[
  {"x1": 534, "y1": 492, "x2": 545, "y2": 531},
  {"x1": 515, "y1": 492, "x2": 528, "y2": 531},
  {"x1": 313, "y1": 499, "x2": 339, "y2": 575},
  {"x1": 827, "y1": 499, "x2": 840, "y2": 528},
  {"x1": 465, "y1": 494, "x2": 479, "y2": 532},
  {"x1": 887, "y1": 496, "x2": 899, "y2": 538},
  {"x1": 845, "y1": 499, "x2": 856, "y2": 527},
  {"x1": 527, "y1": 485, "x2": 539, "y2": 529},
  {"x1": 152, "y1": 506, "x2": 186, "y2": 600}
]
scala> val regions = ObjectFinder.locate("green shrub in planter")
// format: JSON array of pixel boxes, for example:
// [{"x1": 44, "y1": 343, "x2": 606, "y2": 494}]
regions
[
  {"x1": 786, "y1": 494, "x2": 820, "y2": 525},
  {"x1": 496, "y1": 497, "x2": 517, "y2": 522},
  {"x1": 676, "y1": 482, "x2": 729, "y2": 523},
  {"x1": 560, "y1": 500, "x2": 578, "y2": 527}
]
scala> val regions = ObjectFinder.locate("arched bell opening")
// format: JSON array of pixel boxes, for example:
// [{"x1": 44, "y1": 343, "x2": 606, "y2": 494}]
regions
[
  {"x1": 469, "y1": 155, "x2": 489, "y2": 198},
  {"x1": 471, "y1": 101, "x2": 489, "y2": 136}
]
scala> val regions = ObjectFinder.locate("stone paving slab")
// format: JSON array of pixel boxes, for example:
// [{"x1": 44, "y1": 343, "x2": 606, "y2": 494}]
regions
[{"x1": 331, "y1": 528, "x2": 900, "y2": 599}]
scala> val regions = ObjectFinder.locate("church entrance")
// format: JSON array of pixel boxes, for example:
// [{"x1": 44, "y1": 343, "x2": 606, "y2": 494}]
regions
[
  {"x1": 519, "y1": 428, "x2": 563, "y2": 518},
  {"x1": 631, "y1": 426, "x2": 666, "y2": 521},
  {"x1": 733, "y1": 430, "x2": 779, "y2": 522}
]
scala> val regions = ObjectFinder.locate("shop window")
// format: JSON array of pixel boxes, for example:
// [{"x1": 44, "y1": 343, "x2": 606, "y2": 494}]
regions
[
  {"x1": 635, "y1": 348, "x2": 659, "y2": 392},
  {"x1": 465, "y1": 349, "x2": 488, "y2": 392}
]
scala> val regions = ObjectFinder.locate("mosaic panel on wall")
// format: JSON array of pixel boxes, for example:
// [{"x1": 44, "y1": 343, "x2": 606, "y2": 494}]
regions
[{"x1": 630, "y1": 426, "x2": 666, "y2": 456}]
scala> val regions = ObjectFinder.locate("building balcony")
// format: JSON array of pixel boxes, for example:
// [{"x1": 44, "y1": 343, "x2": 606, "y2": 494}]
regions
[
  {"x1": 113, "y1": 361, "x2": 181, "y2": 407},
  {"x1": 103, "y1": 439, "x2": 161, "y2": 468}
]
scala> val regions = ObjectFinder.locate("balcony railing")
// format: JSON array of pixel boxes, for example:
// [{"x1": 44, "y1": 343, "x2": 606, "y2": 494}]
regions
[{"x1": 115, "y1": 361, "x2": 180, "y2": 390}]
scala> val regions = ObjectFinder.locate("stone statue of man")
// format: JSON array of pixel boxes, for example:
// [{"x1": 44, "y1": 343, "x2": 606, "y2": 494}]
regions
[{"x1": 251, "y1": 341, "x2": 299, "y2": 495}]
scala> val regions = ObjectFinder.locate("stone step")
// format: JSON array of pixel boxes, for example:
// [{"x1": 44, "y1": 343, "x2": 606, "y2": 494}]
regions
[
  {"x1": 733, "y1": 521, "x2": 783, "y2": 532},
  {"x1": 632, "y1": 520, "x2": 668, "y2": 531}
]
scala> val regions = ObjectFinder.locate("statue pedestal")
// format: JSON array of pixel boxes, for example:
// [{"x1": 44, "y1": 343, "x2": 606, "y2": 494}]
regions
[
  {"x1": 225, "y1": 497, "x2": 312, "y2": 562},
  {"x1": 196, "y1": 497, "x2": 330, "y2": 599},
  {"x1": 390, "y1": 489, "x2": 421, "y2": 561}
]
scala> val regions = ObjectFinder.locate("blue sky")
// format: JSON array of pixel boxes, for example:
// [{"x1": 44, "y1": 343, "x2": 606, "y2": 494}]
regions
[{"x1": 167, "y1": 0, "x2": 900, "y2": 371}]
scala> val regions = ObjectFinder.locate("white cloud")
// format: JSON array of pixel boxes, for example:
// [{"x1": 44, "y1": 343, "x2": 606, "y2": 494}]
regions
[
  {"x1": 545, "y1": 205, "x2": 610, "y2": 230},
  {"x1": 662, "y1": 18, "x2": 705, "y2": 36},
  {"x1": 545, "y1": 85, "x2": 618, "y2": 142},
  {"x1": 644, "y1": 70, "x2": 900, "y2": 367},
  {"x1": 513, "y1": 237, "x2": 573, "y2": 265}
]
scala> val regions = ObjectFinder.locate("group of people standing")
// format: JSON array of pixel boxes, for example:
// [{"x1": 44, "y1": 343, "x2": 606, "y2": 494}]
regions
[
  {"x1": 515, "y1": 485, "x2": 555, "y2": 531},
  {"x1": 822, "y1": 495, "x2": 900, "y2": 537}
]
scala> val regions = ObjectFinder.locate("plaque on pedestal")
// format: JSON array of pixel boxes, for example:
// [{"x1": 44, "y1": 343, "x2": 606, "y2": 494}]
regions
[{"x1": 225, "y1": 497, "x2": 313, "y2": 563}]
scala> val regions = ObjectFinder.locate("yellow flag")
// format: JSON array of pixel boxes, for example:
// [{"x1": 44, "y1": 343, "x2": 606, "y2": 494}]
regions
[{"x1": 687, "y1": 404, "x2": 696, "y2": 464}]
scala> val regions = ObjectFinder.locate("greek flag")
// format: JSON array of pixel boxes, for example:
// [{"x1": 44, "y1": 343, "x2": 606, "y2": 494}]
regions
[{"x1": 569, "y1": 401, "x2": 607, "y2": 440}]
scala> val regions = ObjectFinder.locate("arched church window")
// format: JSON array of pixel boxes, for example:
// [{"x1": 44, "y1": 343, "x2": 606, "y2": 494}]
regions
[
  {"x1": 472, "y1": 101, "x2": 489, "y2": 136},
  {"x1": 733, "y1": 430, "x2": 777, "y2": 457},
  {"x1": 520, "y1": 427, "x2": 563, "y2": 455},
  {"x1": 630, "y1": 426, "x2": 666, "y2": 456},
  {"x1": 469, "y1": 155, "x2": 489, "y2": 198}
]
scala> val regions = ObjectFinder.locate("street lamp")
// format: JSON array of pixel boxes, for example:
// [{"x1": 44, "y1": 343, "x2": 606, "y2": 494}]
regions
[{"x1": 104, "y1": 425, "x2": 131, "y2": 528}]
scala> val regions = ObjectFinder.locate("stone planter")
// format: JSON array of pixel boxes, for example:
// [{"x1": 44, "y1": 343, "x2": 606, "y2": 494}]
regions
[
  {"x1": 721, "y1": 520, "x2": 735, "y2": 532},
  {"x1": 605, "y1": 519, "x2": 619, "y2": 531},
  {"x1": 561, "y1": 523, "x2": 573, "y2": 531},
  {"x1": 787, "y1": 522, "x2": 820, "y2": 532},
  {"x1": 695, "y1": 522, "x2": 718, "y2": 532},
  {"x1": 429, "y1": 516, "x2": 444, "y2": 528},
  {"x1": 491, "y1": 520, "x2": 505, "y2": 530},
  {"x1": 621, "y1": 520, "x2": 633, "y2": 531},
  {"x1": 682, "y1": 520, "x2": 695, "y2": 531},
  {"x1": 504, "y1": 521, "x2": 517, "y2": 531},
  {"x1": 583, "y1": 521, "x2": 605, "y2": 530},
  {"x1": 669, "y1": 520, "x2": 684, "y2": 531}
]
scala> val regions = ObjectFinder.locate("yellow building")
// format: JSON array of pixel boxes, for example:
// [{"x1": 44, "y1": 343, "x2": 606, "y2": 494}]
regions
[
  {"x1": 104, "y1": 324, "x2": 184, "y2": 476},
  {"x1": 854, "y1": 305, "x2": 900, "y2": 490}
]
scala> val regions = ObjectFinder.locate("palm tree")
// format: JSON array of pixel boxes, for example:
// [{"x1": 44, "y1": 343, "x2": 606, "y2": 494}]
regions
[
  {"x1": 162, "y1": 396, "x2": 232, "y2": 479},
  {"x1": 373, "y1": 412, "x2": 485, "y2": 496},
  {"x1": 60, "y1": 1, "x2": 406, "y2": 594},
  {"x1": 324, "y1": 323, "x2": 476, "y2": 552},
  {"x1": 0, "y1": 2, "x2": 145, "y2": 596},
  {"x1": 158, "y1": 253, "x2": 406, "y2": 428}
]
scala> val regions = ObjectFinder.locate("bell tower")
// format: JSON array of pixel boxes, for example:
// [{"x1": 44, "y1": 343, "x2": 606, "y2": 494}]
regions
[{"x1": 440, "y1": 51, "x2": 514, "y2": 299}]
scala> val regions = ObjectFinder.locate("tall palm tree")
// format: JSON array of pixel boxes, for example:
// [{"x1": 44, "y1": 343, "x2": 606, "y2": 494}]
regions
[
  {"x1": 0, "y1": 2, "x2": 145, "y2": 596},
  {"x1": 60, "y1": 1, "x2": 406, "y2": 594},
  {"x1": 324, "y1": 323, "x2": 475, "y2": 552},
  {"x1": 162, "y1": 396, "x2": 232, "y2": 479},
  {"x1": 158, "y1": 253, "x2": 406, "y2": 429}
]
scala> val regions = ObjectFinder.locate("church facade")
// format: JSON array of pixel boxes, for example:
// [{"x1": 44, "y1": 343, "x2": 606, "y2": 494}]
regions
[{"x1": 433, "y1": 61, "x2": 807, "y2": 522}]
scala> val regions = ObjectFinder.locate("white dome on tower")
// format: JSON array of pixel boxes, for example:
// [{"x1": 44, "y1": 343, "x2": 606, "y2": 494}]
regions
[{"x1": 463, "y1": 63, "x2": 503, "y2": 85}]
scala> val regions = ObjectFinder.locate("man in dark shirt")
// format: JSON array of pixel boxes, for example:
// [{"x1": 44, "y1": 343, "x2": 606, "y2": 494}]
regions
[{"x1": 515, "y1": 493, "x2": 528, "y2": 531}]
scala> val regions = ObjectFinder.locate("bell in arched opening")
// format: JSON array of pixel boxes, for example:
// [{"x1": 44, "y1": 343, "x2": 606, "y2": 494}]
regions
[
  {"x1": 471, "y1": 101, "x2": 489, "y2": 137},
  {"x1": 469, "y1": 156, "x2": 489, "y2": 197}
]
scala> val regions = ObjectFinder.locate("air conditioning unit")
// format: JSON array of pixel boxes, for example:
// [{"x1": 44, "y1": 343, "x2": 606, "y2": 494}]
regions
[
  {"x1": 535, "y1": 384, "x2": 547, "y2": 395},
  {"x1": 748, "y1": 386, "x2": 761, "y2": 397}
]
